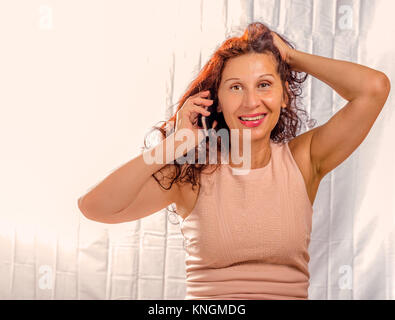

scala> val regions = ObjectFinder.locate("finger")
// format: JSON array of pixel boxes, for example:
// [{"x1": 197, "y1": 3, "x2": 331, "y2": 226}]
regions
[
  {"x1": 193, "y1": 97, "x2": 214, "y2": 106},
  {"x1": 213, "y1": 120, "x2": 218, "y2": 129},
  {"x1": 190, "y1": 105, "x2": 211, "y2": 116},
  {"x1": 197, "y1": 90, "x2": 210, "y2": 97}
]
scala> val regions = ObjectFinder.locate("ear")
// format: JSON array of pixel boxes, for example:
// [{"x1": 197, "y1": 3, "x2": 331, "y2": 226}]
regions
[{"x1": 282, "y1": 81, "x2": 290, "y2": 108}]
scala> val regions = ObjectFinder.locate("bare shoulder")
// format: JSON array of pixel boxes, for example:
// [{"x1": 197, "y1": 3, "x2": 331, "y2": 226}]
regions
[{"x1": 287, "y1": 127, "x2": 322, "y2": 206}]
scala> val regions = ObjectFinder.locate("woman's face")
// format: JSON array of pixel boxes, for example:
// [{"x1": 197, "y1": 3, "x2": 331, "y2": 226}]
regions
[{"x1": 217, "y1": 52, "x2": 288, "y2": 141}]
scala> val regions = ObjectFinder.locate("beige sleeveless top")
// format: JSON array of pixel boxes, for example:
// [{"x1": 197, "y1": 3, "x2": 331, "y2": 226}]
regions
[{"x1": 179, "y1": 140, "x2": 313, "y2": 300}]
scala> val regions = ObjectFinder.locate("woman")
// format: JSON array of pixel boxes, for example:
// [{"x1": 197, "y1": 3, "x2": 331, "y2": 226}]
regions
[{"x1": 78, "y1": 22, "x2": 390, "y2": 299}]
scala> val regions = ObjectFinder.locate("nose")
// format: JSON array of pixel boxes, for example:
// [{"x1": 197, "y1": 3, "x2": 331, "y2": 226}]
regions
[{"x1": 243, "y1": 89, "x2": 261, "y2": 110}]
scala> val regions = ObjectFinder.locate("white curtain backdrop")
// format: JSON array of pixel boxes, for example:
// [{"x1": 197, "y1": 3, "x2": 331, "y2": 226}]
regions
[{"x1": 0, "y1": 0, "x2": 394, "y2": 300}]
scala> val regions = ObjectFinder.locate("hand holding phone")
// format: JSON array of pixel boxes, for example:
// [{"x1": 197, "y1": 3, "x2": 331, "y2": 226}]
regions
[
  {"x1": 173, "y1": 90, "x2": 216, "y2": 151},
  {"x1": 197, "y1": 92, "x2": 218, "y2": 137}
]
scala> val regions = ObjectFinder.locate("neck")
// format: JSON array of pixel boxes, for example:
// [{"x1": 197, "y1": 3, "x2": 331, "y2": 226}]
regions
[{"x1": 228, "y1": 138, "x2": 271, "y2": 169}]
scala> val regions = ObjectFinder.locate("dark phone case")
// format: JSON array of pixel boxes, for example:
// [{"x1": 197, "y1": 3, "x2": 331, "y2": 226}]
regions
[{"x1": 197, "y1": 99, "x2": 218, "y2": 132}]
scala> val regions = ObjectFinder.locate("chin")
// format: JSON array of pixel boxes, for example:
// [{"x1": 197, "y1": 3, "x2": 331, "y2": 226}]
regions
[
  {"x1": 250, "y1": 132, "x2": 267, "y2": 142},
  {"x1": 234, "y1": 128, "x2": 266, "y2": 142}
]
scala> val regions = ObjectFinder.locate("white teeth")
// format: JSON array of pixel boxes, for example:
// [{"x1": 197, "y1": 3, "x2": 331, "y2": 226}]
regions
[{"x1": 240, "y1": 114, "x2": 266, "y2": 121}]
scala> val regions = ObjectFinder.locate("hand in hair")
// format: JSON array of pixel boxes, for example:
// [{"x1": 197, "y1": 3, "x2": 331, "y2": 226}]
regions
[{"x1": 271, "y1": 31, "x2": 295, "y2": 65}]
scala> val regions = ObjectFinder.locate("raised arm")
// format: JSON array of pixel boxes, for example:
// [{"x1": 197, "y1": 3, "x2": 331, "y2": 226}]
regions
[
  {"x1": 289, "y1": 47, "x2": 390, "y2": 178},
  {"x1": 77, "y1": 89, "x2": 215, "y2": 223}
]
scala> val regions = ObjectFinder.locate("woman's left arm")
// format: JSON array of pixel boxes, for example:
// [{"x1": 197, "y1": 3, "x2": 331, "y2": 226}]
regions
[{"x1": 288, "y1": 49, "x2": 391, "y2": 179}]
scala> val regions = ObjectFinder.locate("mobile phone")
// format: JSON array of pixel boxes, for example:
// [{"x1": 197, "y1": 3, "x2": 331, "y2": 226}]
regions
[{"x1": 197, "y1": 95, "x2": 218, "y2": 137}]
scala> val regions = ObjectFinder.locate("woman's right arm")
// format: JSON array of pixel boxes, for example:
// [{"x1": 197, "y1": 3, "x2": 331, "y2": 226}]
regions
[
  {"x1": 77, "y1": 132, "x2": 184, "y2": 223},
  {"x1": 77, "y1": 90, "x2": 215, "y2": 224}
]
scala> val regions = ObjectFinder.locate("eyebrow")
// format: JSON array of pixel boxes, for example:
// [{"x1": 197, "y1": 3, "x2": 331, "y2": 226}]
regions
[{"x1": 224, "y1": 73, "x2": 275, "y2": 83}]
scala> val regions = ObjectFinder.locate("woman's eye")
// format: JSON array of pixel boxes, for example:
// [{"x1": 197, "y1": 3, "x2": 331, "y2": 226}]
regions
[
  {"x1": 259, "y1": 82, "x2": 270, "y2": 88},
  {"x1": 230, "y1": 83, "x2": 270, "y2": 90}
]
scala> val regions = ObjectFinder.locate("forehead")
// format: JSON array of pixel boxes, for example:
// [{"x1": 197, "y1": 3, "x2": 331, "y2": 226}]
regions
[{"x1": 221, "y1": 53, "x2": 278, "y2": 79}]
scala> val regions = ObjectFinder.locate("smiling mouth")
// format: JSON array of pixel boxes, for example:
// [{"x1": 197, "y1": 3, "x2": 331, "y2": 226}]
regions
[
  {"x1": 238, "y1": 113, "x2": 267, "y2": 121},
  {"x1": 238, "y1": 114, "x2": 267, "y2": 128}
]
